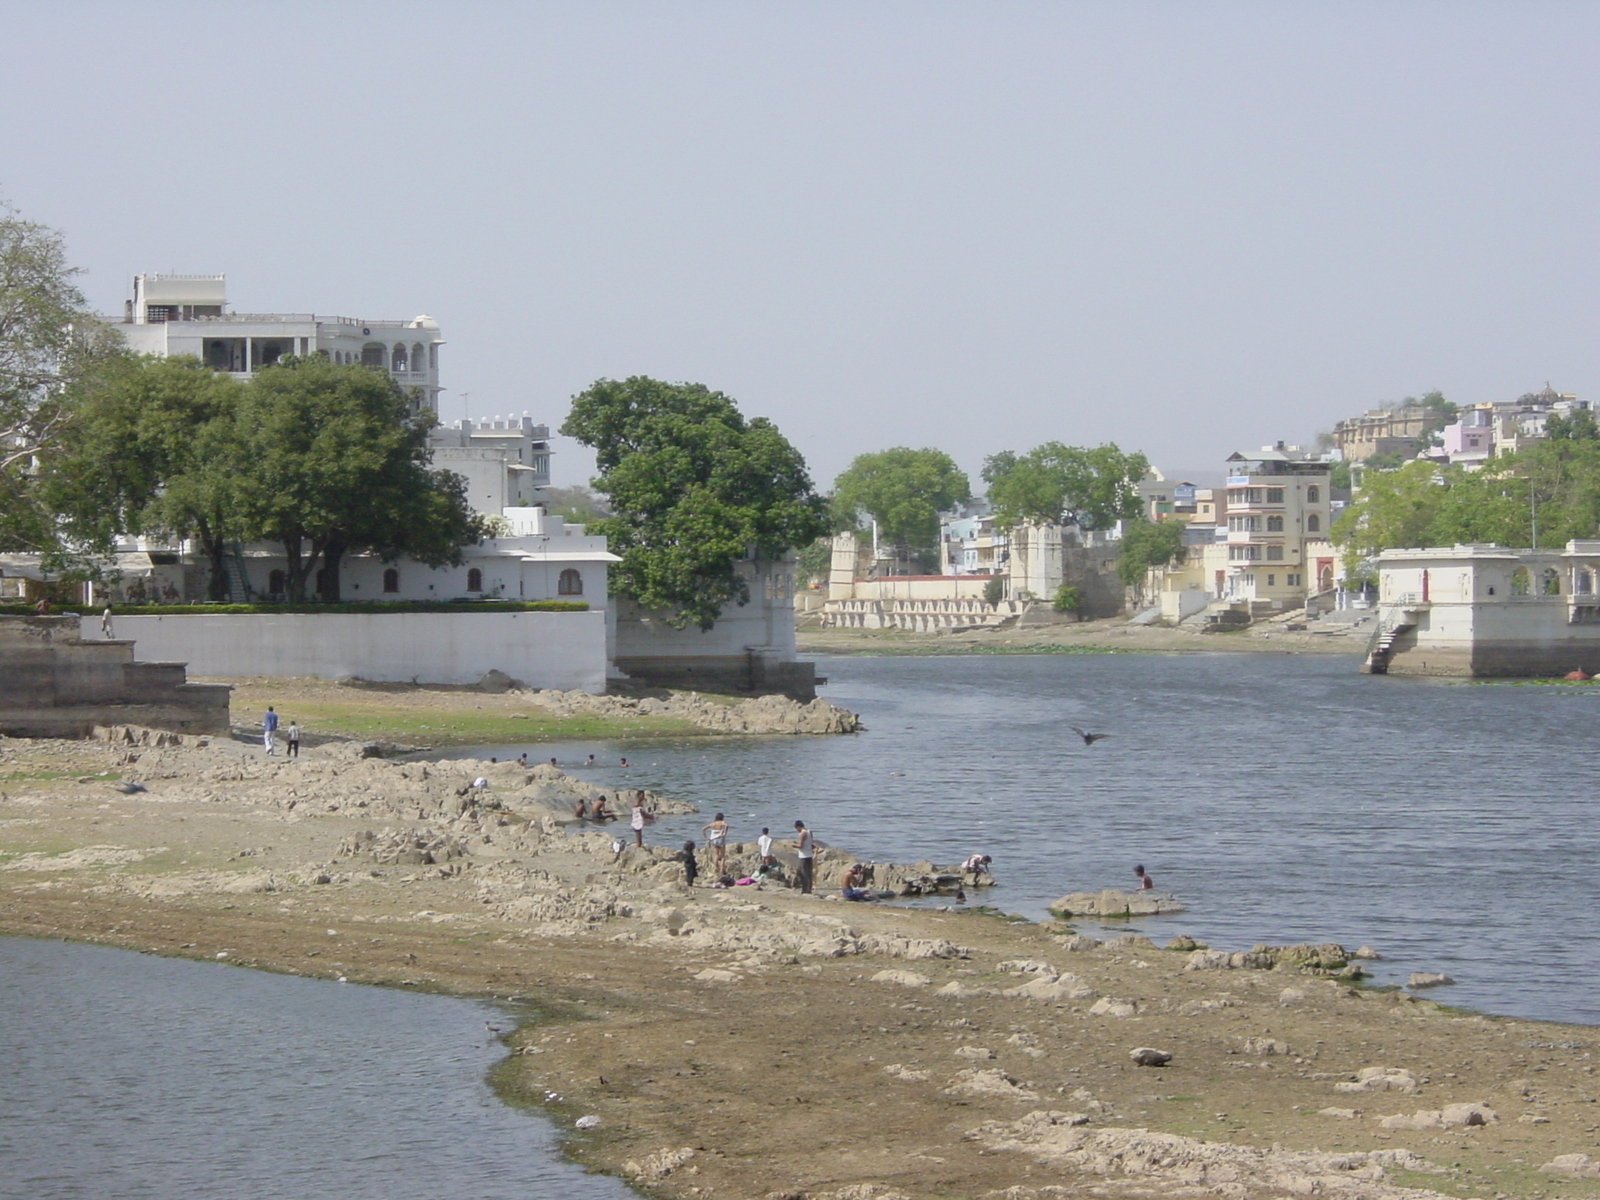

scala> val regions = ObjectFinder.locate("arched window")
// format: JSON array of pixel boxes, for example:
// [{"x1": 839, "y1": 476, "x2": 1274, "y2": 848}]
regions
[
  {"x1": 1543, "y1": 567, "x2": 1561, "y2": 595},
  {"x1": 1579, "y1": 570, "x2": 1595, "y2": 596},
  {"x1": 383, "y1": 568, "x2": 400, "y2": 594},
  {"x1": 391, "y1": 344, "x2": 408, "y2": 372},
  {"x1": 1307, "y1": 485, "x2": 1321, "y2": 503},
  {"x1": 1511, "y1": 567, "x2": 1531, "y2": 596},
  {"x1": 558, "y1": 569, "x2": 583, "y2": 595},
  {"x1": 1307, "y1": 513, "x2": 1321, "y2": 532},
  {"x1": 467, "y1": 567, "x2": 483, "y2": 592},
  {"x1": 412, "y1": 342, "x2": 425, "y2": 373},
  {"x1": 259, "y1": 340, "x2": 287, "y2": 366},
  {"x1": 361, "y1": 343, "x2": 386, "y2": 368},
  {"x1": 1318, "y1": 565, "x2": 1334, "y2": 591},
  {"x1": 268, "y1": 569, "x2": 286, "y2": 596}
]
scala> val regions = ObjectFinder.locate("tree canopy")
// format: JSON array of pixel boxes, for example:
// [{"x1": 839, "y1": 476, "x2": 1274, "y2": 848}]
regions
[
  {"x1": 981, "y1": 442, "x2": 1148, "y2": 530},
  {"x1": 831, "y1": 447, "x2": 970, "y2": 571},
  {"x1": 561, "y1": 376, "x2": 829, "y2": 630},
  {"x1": 0, "y1": 204, "x2": 125, "y2": 553},
  {"x1": 1333, "y1": 438, "x2": 1600, "y2": 577},
  {"x1": 233, "y1": 356, "x2": 485, "y2": 601},
  {"x1": 1117, "y1": 518, "x2": 1186, "y2": 593}
]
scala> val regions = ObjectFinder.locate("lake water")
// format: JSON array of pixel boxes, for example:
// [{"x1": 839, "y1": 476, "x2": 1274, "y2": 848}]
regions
[
  {"x1": 449, "y1": 651, "x2": 1600, "y2": 1028},
  {"x1": 0, "y1": 937, "x2": 639, "y2": 1200}
]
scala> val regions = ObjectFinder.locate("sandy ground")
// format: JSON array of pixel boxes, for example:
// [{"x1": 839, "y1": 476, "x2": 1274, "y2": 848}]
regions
[{"x1": 796, "y1": 611, "x2": 1373, "y2": 658}]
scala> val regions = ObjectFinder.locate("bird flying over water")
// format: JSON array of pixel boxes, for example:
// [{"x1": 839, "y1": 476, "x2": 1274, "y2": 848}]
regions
[{"x1": 1069, "y1": 726, "x2": 1111, "y2": 746}]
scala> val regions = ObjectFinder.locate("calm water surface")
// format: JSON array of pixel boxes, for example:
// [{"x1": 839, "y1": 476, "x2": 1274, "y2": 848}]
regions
[
  {"x1": 452, "y1": 651, "x2": 1600, "y2": 1027},
  {"x1": 0, "y1": 937, "x2": 639, "y2": 1200}
]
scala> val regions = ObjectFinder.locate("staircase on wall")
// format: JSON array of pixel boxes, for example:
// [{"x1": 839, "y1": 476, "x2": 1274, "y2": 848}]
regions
[
  {"x1": 1363, "y1": 598, "x2": 1423, "y2": 674},
  {"x1": 222, "y1": 547, "x2": 252, "y2": 602}
]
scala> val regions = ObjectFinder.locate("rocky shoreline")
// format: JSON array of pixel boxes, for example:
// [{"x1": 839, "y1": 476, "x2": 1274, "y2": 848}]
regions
[{"x1": 3, "y1": 730, "x2": 1597, "y2": 1199}]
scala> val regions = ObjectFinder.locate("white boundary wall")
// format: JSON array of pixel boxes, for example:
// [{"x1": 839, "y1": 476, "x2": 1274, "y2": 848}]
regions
[{"x1": 86, "y1": 611, "x2": 608, "y2": 692}]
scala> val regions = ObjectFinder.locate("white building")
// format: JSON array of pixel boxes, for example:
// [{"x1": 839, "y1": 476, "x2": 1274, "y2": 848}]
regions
[
  {"x1": 115, "y1": 274, "x2": 443, "y2": 417},
  {"x1": 1367, "y1": 541, "x2": 1600, "y2": 677},
  {"x1": 428, "y1": 416, "x2": 553, "y2": 515}
]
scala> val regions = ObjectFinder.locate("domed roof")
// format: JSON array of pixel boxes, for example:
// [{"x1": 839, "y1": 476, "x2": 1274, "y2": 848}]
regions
[{"x1": 410, "y1": 314, "x2": 439, "y2": 330}]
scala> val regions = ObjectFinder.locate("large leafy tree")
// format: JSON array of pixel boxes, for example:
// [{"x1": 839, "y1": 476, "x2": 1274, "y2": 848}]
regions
[
  {"x1": 234, "y1": 356, "x2": 485, "y2": 602},
  {"x1": 0, "y1": 204, "x2": 126, "y2": 553},
  {"x1": 831, "y1": 447, "x2": 970, "y2": 572},
  {"x1": 982, "y1": 441, "x2": 1149, "y2": 531},
  {"x1": 561, "y1": 376, "x2": 829, "y2": 630},
  {"x1": 46, "y1": 356, "x2": 248, "y2": 597}
]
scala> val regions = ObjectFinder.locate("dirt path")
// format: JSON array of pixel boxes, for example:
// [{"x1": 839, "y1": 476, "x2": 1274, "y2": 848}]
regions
[{"x1": 2, "y1": 729, "x2": 1595, "y2": 1200}]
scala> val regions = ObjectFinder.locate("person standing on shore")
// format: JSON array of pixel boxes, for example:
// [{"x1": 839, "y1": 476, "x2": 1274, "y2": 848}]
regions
[
  {"x1": 285, "y1": 721, "x2": 301, "y2": 759},
  {"x1": 702, "y1": 813, "x2": 730, "y2": 875},
  {"x1": 793, "y1": 820, "x2": 815, "y2": 894},
  {"x1": 757, "y1": 827, "x2": 774, "y2": 869},
  {"x1": 678, "y1": 840, "x2": 698, "y2": 888},
  {"x1": 100, "y1": 606, "x2": 114, "y2": 638},
  {"x1": 262, "y1": 706, "x2": 279, "y2": 756},
  {"x1": 631, "y1": 795, "x2": 647, "y2": 847}
]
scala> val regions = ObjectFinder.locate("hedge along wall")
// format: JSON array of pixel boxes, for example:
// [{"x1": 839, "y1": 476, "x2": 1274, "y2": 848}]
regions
[{"x1": 85, "y1": 609, "x2": 610, "y2": 693}]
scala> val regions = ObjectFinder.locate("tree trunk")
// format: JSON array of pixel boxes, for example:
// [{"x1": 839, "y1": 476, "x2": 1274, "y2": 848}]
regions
[
  {"x1": 282, "y1": 534, "x2": 314, "y2": 603},
  {"x1": 318, "y1": 537, "x2": 347, "y2": 604}
]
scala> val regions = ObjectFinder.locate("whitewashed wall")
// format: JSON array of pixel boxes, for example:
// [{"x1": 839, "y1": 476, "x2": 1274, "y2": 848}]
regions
[{"x1": 87, "y1": 611, "x2": 609, "y2": 692}]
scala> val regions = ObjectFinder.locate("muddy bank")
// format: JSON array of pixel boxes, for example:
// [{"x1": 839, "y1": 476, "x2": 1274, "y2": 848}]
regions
[{"x1": 1, "y1": 732, "x2": 1595, "y2": 1200}]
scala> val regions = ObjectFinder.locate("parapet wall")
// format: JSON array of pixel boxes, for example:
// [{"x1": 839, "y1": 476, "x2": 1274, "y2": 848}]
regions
[
  {"x1": 0, "y1": 616, "x2": 230, "y2": 738},
  {"x1": 95, "y1": 609, "x2": 610, "y2": 692}
]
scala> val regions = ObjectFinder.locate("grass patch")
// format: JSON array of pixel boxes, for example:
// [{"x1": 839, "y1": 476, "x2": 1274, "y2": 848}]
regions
[{"x1": 269, "y1": 700, "x2": 704, "y2": 745}]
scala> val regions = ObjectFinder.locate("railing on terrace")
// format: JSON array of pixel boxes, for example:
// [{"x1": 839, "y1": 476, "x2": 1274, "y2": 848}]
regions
[{"x1": 176, "y1": 314, "x2": 428, "y2": 329}]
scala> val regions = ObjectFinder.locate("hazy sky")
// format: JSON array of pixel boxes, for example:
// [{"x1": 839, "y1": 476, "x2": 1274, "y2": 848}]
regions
[{"x1": 3, "y1": 2, "x2": 1595, "y2": 489}]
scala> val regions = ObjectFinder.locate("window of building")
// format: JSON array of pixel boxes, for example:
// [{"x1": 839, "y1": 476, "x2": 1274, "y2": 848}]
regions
[
  {"x1": 1307, "y1": 513, "x2": 1321, "y2": 532},
  {"x1": 412, "y1": 342, "x2": 425, "y2": 373},
  {"x1": 361, "y1": 343, "x2": 386, "y2": 368},
  {"x1": 383, "y1": 568, "x2": 400, "y2": 594},
  {"x1": 1287, "y1": 573, "x2": 1301, "y2": 587},
  {"x1": 268, "y1": 569, "x2": 286, "y2": 596},
  {"x1": 1542, "y1": 567, "x2": 1561, "y2": 595},
  {"x1": 1266, "y1": 545, "x2": 1284, "y2": 560},
  {"x1": 1511, "y1": 567, "x2": 1530, "y2": 596},
  {"x1": 558, "y1": 569, "x2": 583, "y2": 595},
  {"x1": 1266, "y1": 574, "x2": 1276, "y2": 587},
  {"x1": 1578, "y1": 570, "x2": 1595, "y2": 595},
  {"x1": 1228, "y1": 545, "x2": 1260, "y2": 561},
  {"x1": 1307, "y1": 486, "x2": 1320, "y2": 503},
  {"x1": 391, "y1": 344, "x2": 408, "y2": 372},
  {"x1": 467, "y1": 568, "x2": 483, "y2": 592},
  {"x1": 1266, "y1": 487, "x2": 1284, "y2": 504},
  {"x1": 1266, "y1": 515, "x2": 1284, "y2": 532}
]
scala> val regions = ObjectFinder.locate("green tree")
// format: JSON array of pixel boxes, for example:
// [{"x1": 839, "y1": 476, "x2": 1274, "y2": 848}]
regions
[
  {"x1": 46, "y1": 356, "x2": 249, "y2": 597},
  {"x1": 982, "y1": 442, "x2": 1149, "y2": 531},
  {"x1": 0, "y1": 204, "x2": 126, "y2": 553},
  {"x1": 560, "y1": 376, "x2": 829, "y2": 630},
  {"x1": 1545, "y1": 409, "x2": 1600, "y2": 441},
  {"x1": 794, "y1": 536, "x2": 833, "y2": 589},
  {"x1": 234, "y1": 357, "x2": 485, "y2": 602},
  {"x1": 1330, "y1": 459, "x2": 1449, "y2": 576},
  {"x1": 982, "y1": 575, "x2": 1006, "y2": 606},
  {"x1": 831, "y1": 447, "x2": 970, "y2": 572},
  {"x1": 1052, "y1": 583, "x2": 1082, "y2": 615},
  {"x1": 1116, "y1": 519, "x2": 1185, "y2": 596}
]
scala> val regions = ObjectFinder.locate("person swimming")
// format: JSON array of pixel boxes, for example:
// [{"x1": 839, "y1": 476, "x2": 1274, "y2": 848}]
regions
[{"x1": 1133, "y1": 864, "x2": 1153, "y2": 891}]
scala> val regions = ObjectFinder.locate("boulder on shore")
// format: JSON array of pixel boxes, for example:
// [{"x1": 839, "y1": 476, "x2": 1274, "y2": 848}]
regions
[{"x1": 1047, "y1": 888, "x2": 1185, "y2": 918}]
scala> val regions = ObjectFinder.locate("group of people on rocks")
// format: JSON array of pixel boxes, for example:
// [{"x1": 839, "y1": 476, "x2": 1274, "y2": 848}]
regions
[{"x1": 675, "y1": 817, "x2": 816, "y2": 892}]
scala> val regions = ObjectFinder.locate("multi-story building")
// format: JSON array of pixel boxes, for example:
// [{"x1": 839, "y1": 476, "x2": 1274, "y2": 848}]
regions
[
  {"x1": 428, "y1": 415, "x2": 553, "y2": 516},
  {"x1": 1332, "y1": 405, "x2": 1431, "y2": 462},
  {"x1": 114, "y1": 273, "x2": 444, "y2": 418},
  {"x1": 1432, "y1": 386, "x2": 1590, "y2": 466},
  {"x1": 1203, "y1": 445, "x2": 1332, "y2": 606}
]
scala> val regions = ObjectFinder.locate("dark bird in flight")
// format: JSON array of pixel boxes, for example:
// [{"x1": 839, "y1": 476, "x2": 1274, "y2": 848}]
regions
[
  {"x1": 1069, "y1": 726, "x2": 1111, "y2": 746},
  {"x1": 111, "y1": 780, "x2": 148, "y2": 794}
]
